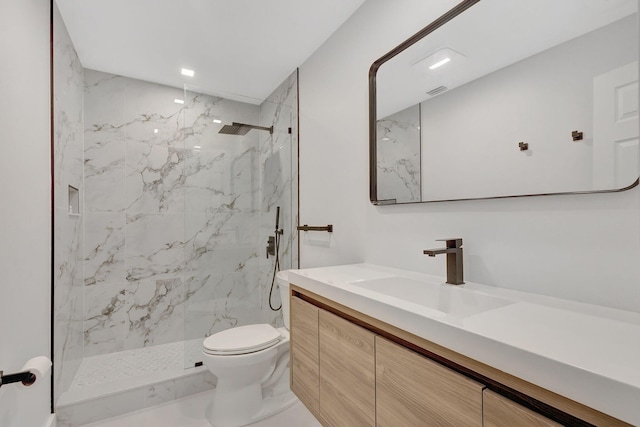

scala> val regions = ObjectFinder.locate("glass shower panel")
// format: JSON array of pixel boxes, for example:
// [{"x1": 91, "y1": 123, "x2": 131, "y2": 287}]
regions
[
  {"x1": 182, "y1": 88, "x2": 263, "y2": 368},
  {"x1": 258, "y1": 101, "x2": 296, "y2": 328},
  {"x1": 182, "y1": 70, "x2": 298, "y2": 369}
]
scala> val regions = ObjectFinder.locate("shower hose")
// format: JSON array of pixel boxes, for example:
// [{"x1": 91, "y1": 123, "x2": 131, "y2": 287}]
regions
[{"x1": 268, "y1": 227, "x2": 282, "y2": 311}]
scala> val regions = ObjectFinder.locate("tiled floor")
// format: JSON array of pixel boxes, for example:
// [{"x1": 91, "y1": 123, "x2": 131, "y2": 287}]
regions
[
  {"x1": 81, "y1": 390, "x2": 321, "y2": 427},
  {"x1": 70, "y1": 339, "x2": 203, "y2": 391},
  {"x1": 59, "y1": 339, "x2": 206, "y2": 407}
]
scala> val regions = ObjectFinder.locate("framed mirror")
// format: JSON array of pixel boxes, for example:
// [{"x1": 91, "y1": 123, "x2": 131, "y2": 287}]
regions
[{"x1": 369, "y1": 0, "x2": 639, "y2": 205}]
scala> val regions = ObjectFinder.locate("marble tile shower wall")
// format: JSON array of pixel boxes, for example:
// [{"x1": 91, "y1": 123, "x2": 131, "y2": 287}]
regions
[
  {"x1": 181, "y1": 88, "x2": 263, "y2": 345},
  {"x1": 377, "y1": 104, "x2": 421, "y2": 203},
  {"x1": 53, "y1": 4, "x2": 85, "y2": 403},
  {"x1": 82, "y1": 69, "x2": 267, "y2": 359},
  {"x1": 258, "y1": 71, "x2": 299, "y2": 326}
]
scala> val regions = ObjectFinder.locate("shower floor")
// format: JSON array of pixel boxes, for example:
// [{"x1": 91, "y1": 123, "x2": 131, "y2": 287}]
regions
[{"x1": 58, "y1": 338, "x2": 208, "y2": 407}]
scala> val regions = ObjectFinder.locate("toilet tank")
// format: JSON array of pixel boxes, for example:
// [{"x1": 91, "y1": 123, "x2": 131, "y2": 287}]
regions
[{"x1": 276, "y1": 270, "x2": 291, "y2": 330}]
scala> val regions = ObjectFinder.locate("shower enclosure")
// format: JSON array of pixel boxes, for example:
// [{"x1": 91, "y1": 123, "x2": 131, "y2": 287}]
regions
[{"x1": 52, "y1": 4, "x2": 298, "y2": 424}]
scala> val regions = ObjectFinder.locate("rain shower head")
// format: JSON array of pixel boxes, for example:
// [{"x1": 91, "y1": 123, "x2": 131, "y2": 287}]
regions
[{"x1": 218, "y1": 122, "x2": 273, "y2": 135}]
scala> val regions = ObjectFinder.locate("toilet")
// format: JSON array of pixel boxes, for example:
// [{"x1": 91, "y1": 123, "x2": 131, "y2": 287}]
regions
[{"x1": 202, "y1": 271, "x2": 295, "y2": 427}]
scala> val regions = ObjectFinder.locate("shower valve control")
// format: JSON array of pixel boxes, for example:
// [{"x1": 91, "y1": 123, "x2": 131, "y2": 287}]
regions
[{"x1": 266, "y1": 236, "x2": 276, "y2": 258}]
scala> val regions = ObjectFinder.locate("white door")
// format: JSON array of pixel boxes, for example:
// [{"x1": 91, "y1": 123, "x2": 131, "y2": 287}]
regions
[{"x1": 593, "y1": 61, "x2": 639, "y2": 190}]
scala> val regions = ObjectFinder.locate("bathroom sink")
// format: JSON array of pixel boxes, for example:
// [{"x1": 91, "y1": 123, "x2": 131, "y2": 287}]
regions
[{"x1": 348, "y1": 276, "x2": 513, "y2": 318}]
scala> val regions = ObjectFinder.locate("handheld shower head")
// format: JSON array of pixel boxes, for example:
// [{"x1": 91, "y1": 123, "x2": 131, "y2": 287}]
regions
[{"x1": 218, "y1": 122, "x2": 273, "y2": 135}]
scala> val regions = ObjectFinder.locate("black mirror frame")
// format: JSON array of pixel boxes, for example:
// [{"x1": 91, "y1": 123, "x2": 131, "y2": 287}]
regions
[{"x1": 368, "y1": 0, "x2": 638, "y2": 205}]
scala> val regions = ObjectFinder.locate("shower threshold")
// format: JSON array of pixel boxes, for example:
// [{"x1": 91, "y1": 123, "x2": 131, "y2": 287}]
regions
[{"x1": 56, "y1": 338, "x2": 214, "y2": 426}]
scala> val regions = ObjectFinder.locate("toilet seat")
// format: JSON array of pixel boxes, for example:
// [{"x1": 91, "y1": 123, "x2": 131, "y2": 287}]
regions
[{"x1": 203, "y1": 324, "x2": 283, "y2": 355}]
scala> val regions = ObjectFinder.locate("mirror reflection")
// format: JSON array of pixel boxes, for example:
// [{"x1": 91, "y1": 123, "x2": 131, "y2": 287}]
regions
[{"x1": 372, "y1": 0, "x2": 639, "y2": 204}]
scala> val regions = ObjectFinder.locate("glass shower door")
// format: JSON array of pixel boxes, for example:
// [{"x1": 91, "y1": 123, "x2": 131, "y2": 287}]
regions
[
  {"x1": 182, "y1": 88, "x2": 263, "y2": 368},
  {"x1": 182, "y1": 72, "x2": 298, "y2": 368}
]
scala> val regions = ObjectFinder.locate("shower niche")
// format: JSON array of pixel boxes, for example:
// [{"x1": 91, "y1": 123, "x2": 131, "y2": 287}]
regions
[{"x1": 67, "y1": 185, "x2": 79, "y2": 215}]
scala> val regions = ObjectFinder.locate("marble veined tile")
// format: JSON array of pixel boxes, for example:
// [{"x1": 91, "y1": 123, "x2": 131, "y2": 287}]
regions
[
  {"x1": 84, "y1": 131, "x2": 126, "y2": 212},
  {"x1": 84, "y1": 70, "x2": 126, "y2": 125},
  {"x1": 53, "y1": 2, "x2": 85, "y2": 403},
  {"x1": 53, "y1": 10, "x2": 84, "y2": 213},
  {"x1": 182, "y1": 90, "x2": 259, "y2": 147},
  {"x1": 84, "y1": 137, "x2": 126, "y2": 213},
  {"x1": 126, "y1": 141, "x2": 185, "y2": 213},
  {"x1": 261, "y1": 147, "x2": 292, "y2": 214},
  {"x1": 228, "y1": 144, "x2": 260, "y2": 213},
  {"x1": 84, "y1": 282, "x2": 127, "y2": 357},
  {"x1": 54, "y1": 284, "x2": 84, "y2": 403},
  {"x1": 182, "y1": 91, "x2": 260, "y2": 214},
  {"x1": 184, "y1": 271, "x2": 262, "y2": 341},
  {"x1": 125, "y1": 79, "x2": 185, "y2": 148},
  {"x1": 144, "y1": 371, "x2": 216, "y2": 407},
  {"x1": 184, "y1": 211, "x2": 259, "y2": 256},
  {"x1": 258, "y1": 71, "x2": 296, "y2": 158},
  {"x1": 183, "y1": 143, "x2": 259, "y2": 214},
  {"x1": 183, "y1": 209, "x2": 261, "y2": 342},
  {"x1": 125, "y1": 212, "x2": 184, "y2": 283},
  {"x1": 124, "y1": 278, "x2": 185, "y2": 349},
  {"x1": 183, "y1": 147, "x2": 230, "y2": 213},
  {"x1": 377, "y1": 104, "x2": 421, "y2": 203},
  {"x1": 57, "y1": 341, "x2": 215, "y2": 426},
  {"x1": 84, "y1": 212, "x2": 125, "y2": 286},
  {"x1": 55, "y1": 209, "x2": 83, "y2": 290},
  {"x1": 83, "y1": 70, "x2": 127, "y2": 212},
  {"x1": 54, "y1": 208, "x2": 84, "y2": 384},
  {"x1": 54, "y1": 116, "x2": 84, "y2": 213}
]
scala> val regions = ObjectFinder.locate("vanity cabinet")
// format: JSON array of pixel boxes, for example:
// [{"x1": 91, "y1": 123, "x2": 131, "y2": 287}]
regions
[
  {"x1": 291, "y1": 295, "x2": 376, "y2": 425},
  {"x1": 290, "y1": 296, "x2": 320, "y2": 417},
  {"x1": 376, "y1": 336, "x2": 483, "y2": 426},
  {"x1": 291, "y1": 293, "x2": 481, "y2": 427},
  {"x1": 290, "y1": 287, "x2": 631, "y2": 427},
  {"x1": 483, "y1": 389, "x2": 561, "y2": 427},
  {"x1": 319, "y1": 310, "x2": 376, "y2": 426}
]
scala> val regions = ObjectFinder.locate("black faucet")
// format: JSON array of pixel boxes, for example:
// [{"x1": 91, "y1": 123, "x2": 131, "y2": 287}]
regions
[{"x1": 423, "y1": 238, "x2": 464, "y2": 285}]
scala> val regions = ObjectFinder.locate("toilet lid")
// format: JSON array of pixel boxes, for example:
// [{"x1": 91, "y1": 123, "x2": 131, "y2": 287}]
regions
[{"x1": 203, "y1": 324, "x2": 283, "y2": 355}]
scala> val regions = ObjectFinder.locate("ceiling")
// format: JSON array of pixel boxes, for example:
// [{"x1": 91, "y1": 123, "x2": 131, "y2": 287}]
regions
[
  {"x1": 377, "y1": 0, "x2": 638, "y2": 118},
  {"x1": 55, "y1": 0, "x2": 366, "y2": 104}
]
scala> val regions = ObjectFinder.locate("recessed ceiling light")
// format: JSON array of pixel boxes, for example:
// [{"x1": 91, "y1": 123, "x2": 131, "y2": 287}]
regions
[
  {"x1": 213, "y1": 119, "x2": 222, "y2": 124},
  {"x1": 181, "y1": 68, "x2": 194, "y2": 77},
  {"x1": 413, "y1": 48, "x2": 465, "y2": 72},
  {"x1": 174, "y1": 99, "x2": 185, "y2": 104},
  {"x1": 193, "y1": 145, "x2": 201, "y2": 149},
  {"x1": 153, "y1": 129, "x2": 159, "y2": 134},
  {"x1": 381, "y1": 137, "x2": 390, "y2": 141},
  {"x1": 429, "y1": 57, "x2": 451, "y2": 70}
]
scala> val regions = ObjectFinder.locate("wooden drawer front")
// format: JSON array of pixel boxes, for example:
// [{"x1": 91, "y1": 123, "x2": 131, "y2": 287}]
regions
[
  {"x1": 484, "y1": 389, "x2": 562, "y2": 427},
  {"x1": 290, "y1": 296, "x2": 320, "y2": 416},
  {"x1": 319, "y1": 309, "x2": 376, "y2": 427},
  {"x1": 375, "y1": 336, "x2": 484, "y2": 427}
]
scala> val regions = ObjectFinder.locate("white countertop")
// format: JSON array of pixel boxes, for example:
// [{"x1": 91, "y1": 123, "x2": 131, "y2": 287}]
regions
[{"x1": 287, "y1": 263, "x2": 640, "y2": 425}]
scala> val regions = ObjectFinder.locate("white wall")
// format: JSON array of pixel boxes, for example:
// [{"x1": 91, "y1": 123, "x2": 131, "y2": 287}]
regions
[
  {"x1": 299, "y1": 0, "x2": 458, "y2": 268},
  {"x1": 299, "y1": 0, "x2": 640, "y2": 312},
  {"x1": 0, "y1": 1, "x2": 52, "y2": 427},
  {"x1": 420, "y1": 15, "x2": 637, "y2": 200}
]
